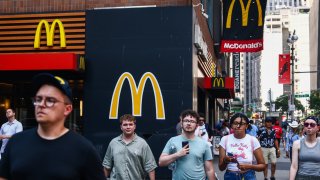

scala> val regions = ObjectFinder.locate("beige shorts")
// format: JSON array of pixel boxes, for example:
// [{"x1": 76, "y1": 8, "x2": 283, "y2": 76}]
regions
[{"x1": 262, "y1": 147, "x2": 277, "y2": 164}]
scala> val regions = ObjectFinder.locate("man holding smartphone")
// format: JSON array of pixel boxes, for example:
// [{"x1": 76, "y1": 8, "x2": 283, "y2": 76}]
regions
[{"x1": 159, "y1": 109, "x2": 215, "y2": 180}]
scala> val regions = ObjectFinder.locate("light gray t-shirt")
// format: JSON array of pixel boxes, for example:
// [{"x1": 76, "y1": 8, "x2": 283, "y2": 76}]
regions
[
  {"x1": 102, "y1": 134, "x2": 157, "y2": 180},
  {"x1": 0, "y1": 119, "x2": 23, "y2": 153},
  {"x1": 297, "y1": 138, "x2": 320, "y2": 176},
  {"x1": 162, "y1": 135, "x2": 213, "y2": 180}
]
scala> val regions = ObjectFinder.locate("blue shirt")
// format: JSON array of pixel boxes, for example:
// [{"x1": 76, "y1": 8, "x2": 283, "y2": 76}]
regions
[
  {"x1": 0, "y1": 119, "x2": 23, "y2": 153},
  {"x1": 162, "y1": 135, "x2": 212, "y2": 180},
  {"x1": 286, "y1": 130, "x2": 300, "y2": 151},
  {"x1": 246, "y1": 124, "x2": 258, "y2": 137}
]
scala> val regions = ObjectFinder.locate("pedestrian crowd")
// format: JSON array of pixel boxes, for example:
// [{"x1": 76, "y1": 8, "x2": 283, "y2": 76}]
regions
[{"x1": 0, "y1": 73, "x2": 320, "y2": 179}]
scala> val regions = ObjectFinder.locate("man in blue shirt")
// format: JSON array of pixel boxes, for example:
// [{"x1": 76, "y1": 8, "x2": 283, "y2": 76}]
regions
[
  {"x1": 159, "y1": 110, "x2": 216, "y2": 180},
  {"x1": 0, "y1": 108, "x2": 23, "y2": 159},
  {"x1": 286, "y1": 121, "x2": 300, "y2": 161},
  {"x1": 246, "y1": 120, "x2": 258, "y2": 137}
]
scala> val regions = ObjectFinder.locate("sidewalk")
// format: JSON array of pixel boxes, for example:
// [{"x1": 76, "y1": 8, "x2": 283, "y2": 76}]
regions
[{"x1": 213, "y1": 145, "x2": 291, "y2": 180}]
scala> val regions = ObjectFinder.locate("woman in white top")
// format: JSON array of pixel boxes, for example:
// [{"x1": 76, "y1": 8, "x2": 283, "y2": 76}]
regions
[{"x1": 219, "y1": 113, "x2": 265, "y2": 180}]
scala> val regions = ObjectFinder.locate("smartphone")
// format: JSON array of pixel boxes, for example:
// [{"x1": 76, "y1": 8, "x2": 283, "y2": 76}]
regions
[
  {"x1": 227, "y1": 152, "x2": 239, "y2": 166},
  {"x1": 227, "y1": 152, "x2": 233, "y2": 157},
  {"x1": 182, "y1": 141, "x2": 189, "y2": 154}
]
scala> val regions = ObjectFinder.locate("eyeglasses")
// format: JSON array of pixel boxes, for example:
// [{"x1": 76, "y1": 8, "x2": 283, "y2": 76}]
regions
[
  {"x1": 304, "y1": 122, "x2": 317, "y2": 128},
  {"x1": 182, "y1": 119, "x2": 197, "y2": 124},
  {"x1": 232, "y1": 122, "x2": 247, "y2": 127},
  {"x1": 33, "y1": 96, "x2": 68, "y2": 108}
]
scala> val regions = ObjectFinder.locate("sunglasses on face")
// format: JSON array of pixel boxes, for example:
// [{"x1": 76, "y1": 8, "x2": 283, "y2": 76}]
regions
[{"x1": 304, "y1": 122, "x2": 317, "y2": 128}]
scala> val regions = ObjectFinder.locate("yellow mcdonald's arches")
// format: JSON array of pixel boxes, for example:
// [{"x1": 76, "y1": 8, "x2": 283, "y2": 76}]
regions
[
  {"x1": 213, "y1": 78, "x2": 224, "y2": 88},
  {"x1": 79, "y1": 56, "x2": 85, "y2": 70},
  {"x1": 109, "y1": 72, "x2": 165, "y2": 120},
  {"x1": 34, "y1": 19, "x2": 66, "y2": 48},
  {"x1": 226, "y1": 0, "x2": 262, "y2": 28}
]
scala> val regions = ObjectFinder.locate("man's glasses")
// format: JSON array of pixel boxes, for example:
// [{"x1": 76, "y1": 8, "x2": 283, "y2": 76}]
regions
[
  {"x1": 232, "y1": 122, "x2": 247, "y2": 127},
  {"x1": 33, "y1": 96, "x2": 68, "y2": 108},
  {"x1": 304, "y1": 122, "x2": 317, "y2": 128},
  {"x1": 182, "y1": 119, "x2": 197, "y2": 124}
]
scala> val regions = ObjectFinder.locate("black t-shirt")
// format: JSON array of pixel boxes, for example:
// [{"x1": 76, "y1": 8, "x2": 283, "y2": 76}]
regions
[{"x1": 0, "y1": 128, "x2": 105, "y2": 180}]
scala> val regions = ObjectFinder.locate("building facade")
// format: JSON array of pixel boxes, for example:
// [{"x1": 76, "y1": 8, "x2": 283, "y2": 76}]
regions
[
  {"x1": 309, "y1": 0, "x2": 319, "y2": 90},
  {"x1": 261, "y1": 13, "x2": 284, "y2": 111},
  {"x1": 261, "y1": 4, "x2": 314, "y2": 117},
  {"x1": 266, "y1": 0, "x2": 313, "y2": 12},
  {"x1": 244, "y1": 52, "x2": 262, "y2": 113},
  {"x1": 0, "y1": 1, "x2": 233, "y2": 178}
]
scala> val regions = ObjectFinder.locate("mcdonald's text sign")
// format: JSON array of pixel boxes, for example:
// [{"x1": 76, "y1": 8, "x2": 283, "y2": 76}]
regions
[{"x1": 109, "y1": 72, "x2": 165, "y2": 120}]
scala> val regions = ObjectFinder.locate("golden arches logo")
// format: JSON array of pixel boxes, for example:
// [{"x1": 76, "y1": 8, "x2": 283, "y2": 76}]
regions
[
  {"x1": 34, "y1": 19, "x2": 66, "y2": 48},
  {"x1": 213, "y1": 78, "x2": 224, "y2": 88},
  {"x1": 109, "y1": 72, "x2": 165, "y2": 120},
  {"x1": 79, "y1": 56, "x2": 85, "y2": 70},
  {"x1": 226, "y1": 0, "x2": 262, "y2": 28}
]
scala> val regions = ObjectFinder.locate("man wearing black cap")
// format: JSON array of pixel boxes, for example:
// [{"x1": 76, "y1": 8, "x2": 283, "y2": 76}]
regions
[
  {"x1": 0, "y1": 73, "x2": 105, "y2": 180},
  {"x1": 259, "y1": 117, "x2": 280, "y2": 180}
]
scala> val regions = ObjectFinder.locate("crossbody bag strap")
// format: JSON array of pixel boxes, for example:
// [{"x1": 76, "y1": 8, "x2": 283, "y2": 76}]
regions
[
  {"x1": 251, "y1": 136, "x2": 257, "y2": 164},
  {"x1": 224, "y1": 135, "x2": 229, "y2": 152}
]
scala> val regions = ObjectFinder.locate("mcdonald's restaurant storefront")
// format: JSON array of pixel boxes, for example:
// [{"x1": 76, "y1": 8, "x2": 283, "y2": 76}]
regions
[
  {"x1": 0, "y1": 7, "x2": 233, "y2": 179},
  {"x1": 0, "y1": 12, "x2": 85, "y2": 131}
]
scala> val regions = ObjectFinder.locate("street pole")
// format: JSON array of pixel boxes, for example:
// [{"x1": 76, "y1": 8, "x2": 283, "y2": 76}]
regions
[
  {"x1": 290, "y1": 44, "x2": 295, "y2": 121},
  {"x1": 269, "y1": 88, "x2": 272, "y2": 112},
  {"x1": 287, "y1": 30, "x2": 298, "y2": 121}
]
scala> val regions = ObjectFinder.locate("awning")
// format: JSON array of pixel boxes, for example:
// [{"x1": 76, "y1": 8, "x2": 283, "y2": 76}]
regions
[
  {"x1": 0, "y1": 53, "x2": 84, "y2": 71},
  {"x1": 198, "y1": 77, "x2": 235, "y2": 99}
]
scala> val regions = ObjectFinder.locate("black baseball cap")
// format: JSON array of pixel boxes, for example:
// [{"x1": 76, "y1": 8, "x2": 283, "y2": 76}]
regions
[
  {"x1": 32, "y1": 73, "x2": 73, "y2": 102},
  {"x1": 265, "y1": 117, "x2": 273, "y2": 122}
]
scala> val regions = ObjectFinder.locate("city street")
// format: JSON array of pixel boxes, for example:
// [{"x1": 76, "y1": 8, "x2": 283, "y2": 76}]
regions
[{"x1": 214, "y1": 144, "x2": 291, "y2": 180}]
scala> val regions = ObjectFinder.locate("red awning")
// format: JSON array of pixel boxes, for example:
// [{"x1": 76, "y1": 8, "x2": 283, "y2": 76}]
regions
[
  {"x1": 0, "y1": 53, "x2": 80, "y2": 71},
  {"x1": 198, "y1": 77, "x2": 235, "y2": 99}
]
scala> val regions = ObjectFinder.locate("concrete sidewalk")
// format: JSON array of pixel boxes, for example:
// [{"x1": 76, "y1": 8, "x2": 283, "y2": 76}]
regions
[{"x1": 213, "y1": 146, "x2": 291, "y2": 180}]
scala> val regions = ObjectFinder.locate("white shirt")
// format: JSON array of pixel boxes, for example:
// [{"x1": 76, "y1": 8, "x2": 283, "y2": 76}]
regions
[
  {"x1": 219, "y1": 134, "x2": 260, "y2": 171},
  {"x1": 195, "y1": 124, "x2": 212, "y2": 147},
  {"x1": 0, "y1": 119, "x2": 23, "y2": 153}
]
